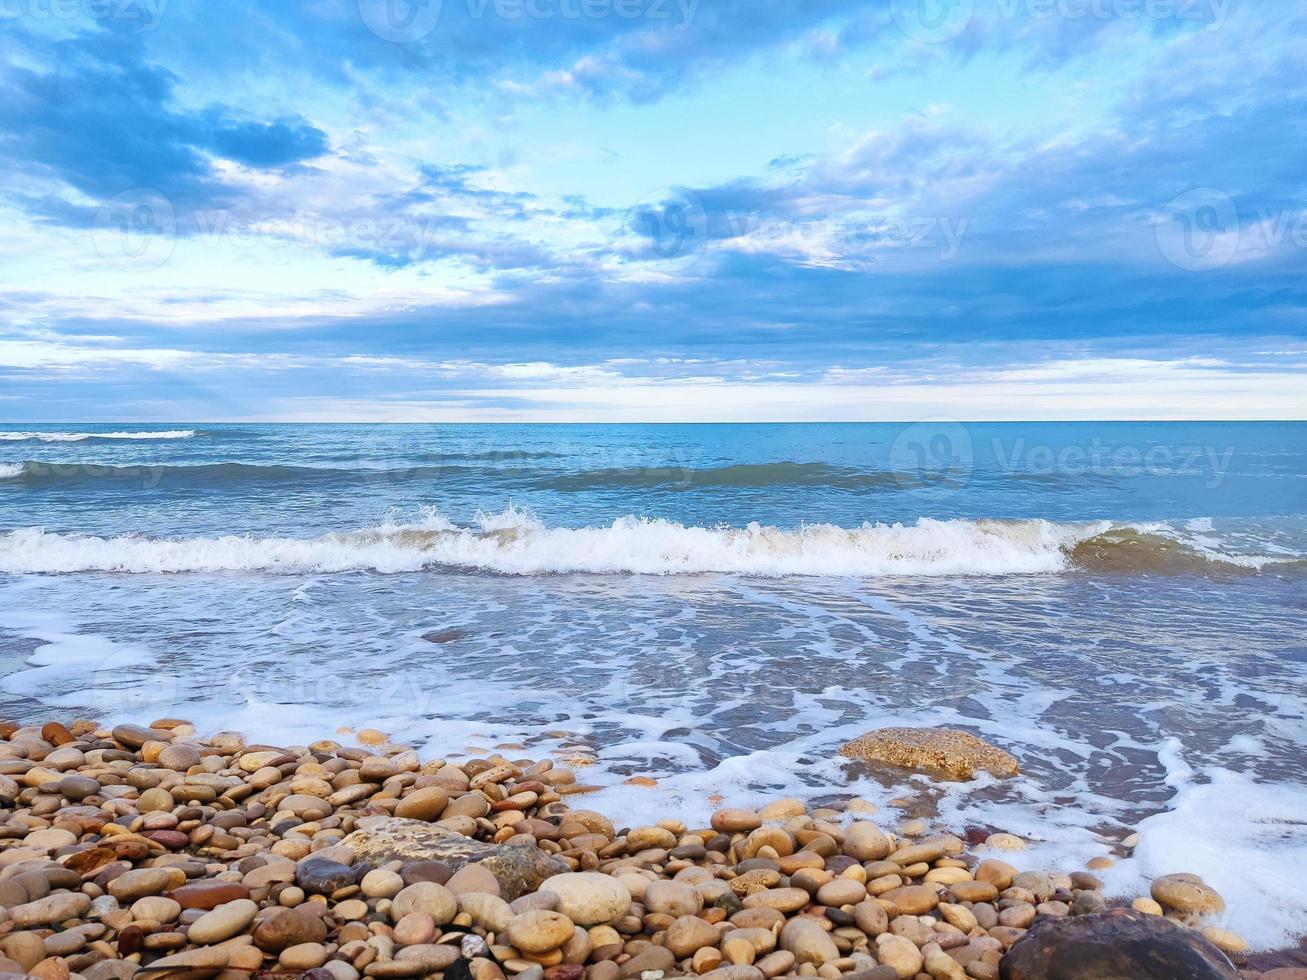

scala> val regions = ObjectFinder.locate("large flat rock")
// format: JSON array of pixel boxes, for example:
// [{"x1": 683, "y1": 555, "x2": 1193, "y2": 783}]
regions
[
  {"x1": 838, "y1": 727, "x2": 1019, "y2": 780},
  {"x1": 340, "y1": 816, "x2": 568, "y2": 901}
]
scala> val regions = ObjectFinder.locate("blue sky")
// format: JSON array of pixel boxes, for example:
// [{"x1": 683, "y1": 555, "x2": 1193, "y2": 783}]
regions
[{"x1": 0, "y1": 0, "x2": 1304, "y2": 420}]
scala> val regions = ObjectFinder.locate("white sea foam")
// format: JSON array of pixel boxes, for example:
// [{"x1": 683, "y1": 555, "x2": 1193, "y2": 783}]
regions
[
  {"x1": 0, "y1": 511, "x2": 1116, "y2": 575},
  {"x1": 0, "y1": 429, "x2": 196, "y2": 442},
  {"x1": 2, "y1": 580, "x2": 1305, "y2": 948},
  {"x1": 1099, "y1": 741, "x2": 1307, "y2": 952},
  {"x1": 0, "y1": 463, "x2": 23, "y2": 479}
]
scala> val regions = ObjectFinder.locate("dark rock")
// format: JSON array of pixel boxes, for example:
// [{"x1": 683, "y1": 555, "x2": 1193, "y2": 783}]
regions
[
  {"x1": 57, "y1": 775, "x2": 100, "y2": 800},
  {"x1": 735, "y1": 858, "x2": 782, "y2": 873},
  {"x1": 143, "y1": 830, "x2": 189, "y2": 850},
  {"x1": 169, "y1": 881, "x2": 251, "y2": 910},
  {"x1": 1000, "y1": 908, "x2": 1240, "y2": 980},
  {"x1": 253, "y1": 908, "x2": 328, "y2": 952},
  {"x1": 825, "y1": 907, "x2": 856, "y2": 927},
  {"x1": 422, "y1": 629, "x2": 466, "y2": 644},
  {"x1": 619, "y1": 946, "x2": 675, "y2": 977},
  {"x1": 294, "y1": 856, "x2": 356, "y2": 895},
  {"x1": 1070, "y1": 890, "x2": 1108, "y2": 916},
  {"x1": 824, "y1": 855, "x2": 860, "y2": 875},
  {"x1": 712, "y1": 890, "x2": 743, "y2": 915},
  {"x1": 400, "y1": 860, "x2": 453, "y2": 886}
]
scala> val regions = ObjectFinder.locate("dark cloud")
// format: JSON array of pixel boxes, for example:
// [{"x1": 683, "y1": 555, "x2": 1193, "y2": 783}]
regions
[{"x1": 0, "y1": 22, "x2": 328, "y2": 217}]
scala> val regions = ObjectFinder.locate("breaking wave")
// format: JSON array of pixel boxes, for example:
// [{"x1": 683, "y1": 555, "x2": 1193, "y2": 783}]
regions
[
  {"x1": 0, "y1": 430, "x2": 196, "y2": 442},
  {"x1": 0, "y1": 511, "x2": 1296, "y2": 577}
]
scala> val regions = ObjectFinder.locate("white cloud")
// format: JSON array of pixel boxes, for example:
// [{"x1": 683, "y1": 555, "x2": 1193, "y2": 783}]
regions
[{"x1": 195, "y1": 356, "x2": 1307, "y2": 422}]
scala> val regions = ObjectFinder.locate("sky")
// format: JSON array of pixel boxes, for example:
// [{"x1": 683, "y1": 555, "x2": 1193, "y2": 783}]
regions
[{"x1": 0, "y1": 0, "x2": 1304, "y2": 421}]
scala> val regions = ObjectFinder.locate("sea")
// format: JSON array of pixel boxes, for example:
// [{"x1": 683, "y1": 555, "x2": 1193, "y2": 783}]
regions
[{"x1": 1, "y1": 421, "x2": 1304, "y2": 947}]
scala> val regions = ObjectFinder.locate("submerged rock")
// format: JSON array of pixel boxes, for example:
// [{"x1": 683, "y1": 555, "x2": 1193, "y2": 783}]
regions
[
  {"x1": 1000, "y1": 908, "x2": 1240, "y2": 980},
  {"x1": 341, "y1": 816, "x2": 567, "y2": 900},
  {"x1": 838, "y1": 727, "x2": 1019, "y2": 780}
]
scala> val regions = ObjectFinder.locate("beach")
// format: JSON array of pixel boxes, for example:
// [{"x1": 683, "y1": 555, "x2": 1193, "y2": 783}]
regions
[
  {"x1": 1, "y1": 421, "x2": 1306, "y2": 960},
  {"x1": 0, "y1": 716, "x2": 1290, "y2": 979}
]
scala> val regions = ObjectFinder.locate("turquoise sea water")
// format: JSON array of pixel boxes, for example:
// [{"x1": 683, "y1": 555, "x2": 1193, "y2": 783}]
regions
[{"x1": 1, "y1": 421, "x2": 1305, "y2": 946}]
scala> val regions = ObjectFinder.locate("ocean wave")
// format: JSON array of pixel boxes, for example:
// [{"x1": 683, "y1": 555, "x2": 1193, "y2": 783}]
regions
[
  {"x1": 0, "y1": 458, "x2": 949, "y2": 491},
  {"x1": 0, "y1": 511, "x2": 1296, "y2": 577},
  {"x1": 0, "y1": 429, "x2": 196, "y2": 442},
  {"x1": 540, "y1": 461, "x2": 940, "y2": 491},
  {"x1": 0, "y1": 460, "x2": 506, "y2": 487}
]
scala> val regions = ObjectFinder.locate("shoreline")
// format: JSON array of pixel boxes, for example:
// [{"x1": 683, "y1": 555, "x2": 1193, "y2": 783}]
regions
[{"x1": 0, "y1": 717, "x2": 1295, "y2": 980}]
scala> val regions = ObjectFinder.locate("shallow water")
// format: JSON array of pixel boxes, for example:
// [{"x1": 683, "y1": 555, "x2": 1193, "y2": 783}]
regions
[{"x1": 1, "y1": 422, "x2": 1305, "y2": 947}]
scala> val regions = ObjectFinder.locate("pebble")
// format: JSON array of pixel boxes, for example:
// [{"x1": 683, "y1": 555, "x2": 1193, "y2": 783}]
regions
[
  {"x1": 170, "y1": 881, "x2": 251, "y2": 910},
  {"x1": 816, "y1": 879, "x2": 867, "y2": 907},
  {"x1": 874, "y1": 934, "x2": 923, "y2": 978},
  {"x1": 391, "y1": 881, "x2": 457, "y2": 923},
  {"x1": 780, "y1": 917, "x2": 840, "y2": 965},
  {"x1": 10, "y1": 893, "x2": 92, "y2": 927},
  {"x1": 0, "y1": 716, "x2": 1256, "y2": 980},
  {"x1": 57, "y1": 775, "x2": 100, "y2": 800},
  {"x1": 985, "y1": 833, "x2": 1026, "y2": 851},
  {"x1": 187, "y1": 898, "x2": 258, "y2": 944},
  {"x1": 361, "y1": 868, "x2": 405, "y2": 898},
  {"x1": 619, "y1": 945, "x2": 676, "y2": 977},
  {"x1": 392, "y1": 911, "x2": 437, "y2": 946},
  {"x1": 295, "y1": 856, "x2": 356, "y2": 895},
  {"x1": 394, "y1": 944, "x2": 461, "y2": 972},
  {"x1": 643, "y1": 879, "x2": 702, "y2": 917},
  {"x1": 130, "y1": 896, "x2": 181, "y2": 923},
  {"x1": 1200, "y1": 926, "x2": 1248, "y2": 954},
  {"x1": 843, "y1": 823, "x2": 892, "y2": 861},
  {"x1": 137, "y1": 786, "x2": 174, "y2": 812},
  {"x1": 107, "y1": 868, "x2": 178, "y2": 901},
  {"x1": 393, "y1": 786, "x2": 450, "y2": 821},
  {"x1": 540, "y1": 873, "x2": 631, "y2": 925},
  {"x1": 665, "y1": 914, "x2": 721, "y2": 957},
  {"x1": 712, "y1": 809, "x2": 763, "y2": 833},
  {"x1": 508, "y1": 909, "x2": 576, "y2": 953},
  {"x1": 881, "y1": 884, "x2": 938, "y2": 915},
  {"x1": 446, "y1": 863, "x2": 500, "y2": 896},
  {"x1": 1150, "y1": 873, "x2": 1225, "y2": 915},
  {"x1": 459, "y1": 892, "x2": 513, "y2": 933},
  {"x1": 280, "y1": 942, "x2": 330, "y2": 971}
]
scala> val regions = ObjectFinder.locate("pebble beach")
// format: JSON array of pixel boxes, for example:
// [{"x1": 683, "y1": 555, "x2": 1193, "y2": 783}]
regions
[{"x1": 2, "y1": 717, "x2": 1292, "y2": 980}]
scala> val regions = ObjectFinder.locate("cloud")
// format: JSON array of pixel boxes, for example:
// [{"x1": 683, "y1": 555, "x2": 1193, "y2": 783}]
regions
[
  {"x1": 0, "y1": 23, "x2": 329, "y2": 221},
  {"x1": 1, "y1": 2, "x2": 1305, "y2": 421}
]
